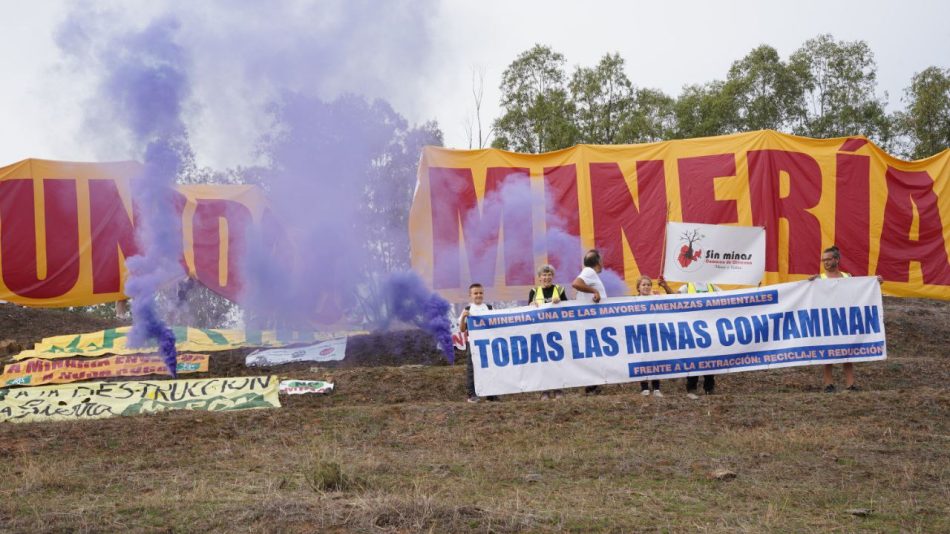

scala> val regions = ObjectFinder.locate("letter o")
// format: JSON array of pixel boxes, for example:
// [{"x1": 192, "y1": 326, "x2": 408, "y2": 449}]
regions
[
  {"x1": 735, "y1": 317, "x2": 753, "y2": 345},
  {"x1": 491, "y1": 338, "x2": 510, "y2": 367}
]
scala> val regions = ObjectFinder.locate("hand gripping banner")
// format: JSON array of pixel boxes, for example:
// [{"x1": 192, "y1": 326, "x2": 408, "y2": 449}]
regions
[
  {"x1": 466, "y1": 277, "x2": 885, "y2": 396},
  {"x1": 409, "y1": 131, "x2": 950, "y2": 301}
]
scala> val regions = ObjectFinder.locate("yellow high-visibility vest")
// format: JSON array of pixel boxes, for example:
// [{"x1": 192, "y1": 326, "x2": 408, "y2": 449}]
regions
[
  {"x1": 686, "y1": 282, "x2": 717, "y2": 294},
  {"x1": 533, "y1": 285, "x2": 564, "y2": 304}
]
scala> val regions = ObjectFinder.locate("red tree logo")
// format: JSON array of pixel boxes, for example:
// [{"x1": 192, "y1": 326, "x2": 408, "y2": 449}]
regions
[{"x1": 676, "y1": 229, "x2": 704, "y2": 270}]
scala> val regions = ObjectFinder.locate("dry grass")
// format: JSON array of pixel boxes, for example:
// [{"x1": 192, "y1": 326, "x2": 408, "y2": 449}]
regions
[{"x1": 0, "y1": 297, "x2": 947, "y2": 532}]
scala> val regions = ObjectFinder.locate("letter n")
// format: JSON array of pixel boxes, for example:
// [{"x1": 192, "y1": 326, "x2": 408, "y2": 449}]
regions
[{"x1": 590, "y1": 161, "x2": 667, "y2": 275}]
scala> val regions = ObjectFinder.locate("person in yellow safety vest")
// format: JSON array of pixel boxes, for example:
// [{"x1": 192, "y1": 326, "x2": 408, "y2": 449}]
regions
[
  {"x1": 808, "y1": 245, "x2": 883, "y2": 393},
  {"x1": 529, "y1": 264, "x2": 568, "y2": 399},
  {"x1": 677, "y1": 279, "x2": 721, "y2": 399}
]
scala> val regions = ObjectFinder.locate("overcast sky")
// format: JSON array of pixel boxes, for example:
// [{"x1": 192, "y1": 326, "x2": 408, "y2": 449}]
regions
[{"x1": 1, "y1": 0, "x2": 948, "y2": 168}]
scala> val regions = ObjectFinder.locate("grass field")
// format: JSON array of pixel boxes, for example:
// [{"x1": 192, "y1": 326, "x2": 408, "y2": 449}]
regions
[{"x1": 0, "y1": 297, "x2": 947, "y2": 533}]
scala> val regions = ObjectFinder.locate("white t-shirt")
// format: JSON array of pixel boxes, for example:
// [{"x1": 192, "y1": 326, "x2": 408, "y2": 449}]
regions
[
  {"x1": 459, "y1": 303, "x2": 491, "y2": 323},
  {"x1": 574, "y1": 267, "x2": 607, "y2": 303}
]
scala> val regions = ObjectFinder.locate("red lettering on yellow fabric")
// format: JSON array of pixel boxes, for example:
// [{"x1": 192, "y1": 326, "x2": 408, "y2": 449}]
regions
[
  {"x1": 748, "y1": 150, "x2": 823, "y2": 274},
  {"x1": 89, "y1": 179, "x2": 139, "y2": 294},
  {"x1": 878, "y1": 168, "x2": 950, "y2": 284},
  {"x1": 589, "y1": 161, "x2": 667, "y2": 276},
  {"x1": 543, "y1": 164, "x2": 581, "y2": 279},
  {"x1": 835, "y1": 153, "x2": 871, "y2": 275},
  {"x1": 428, "y1": 166, "x2": 533, "y2": 288},
  {"x1": 0, "y1": 179, "x2": 80, "y2": 298},
  {"x1": 192, "y1": 198, "x2": 252, "y2": 300},
  {"x1": 678, "y1": 154, "x2": 739, "y2": 224}
]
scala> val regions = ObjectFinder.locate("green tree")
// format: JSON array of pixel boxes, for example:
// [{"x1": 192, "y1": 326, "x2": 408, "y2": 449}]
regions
[
  {"x1": 570, "y1": 53, "x2": 634, "y2": 144},
  {"x1": 790, "y1": 34, "x2": 892, "y2": 144},
  {"x1": 724, "y1": 45, "x2": 805, "y2": 132},
  {"x1": 895, "y1": 66, "x2": 950, "y2": 159},
  {"x1": 621, "y1": 87, "x2": 676, "y2": 142},
  {"x1": 672, "y1": 81, "x2": 737, "y2": 139},
  {"x1": 492, "y1": 44, "x2": 576, "y2": 153}
]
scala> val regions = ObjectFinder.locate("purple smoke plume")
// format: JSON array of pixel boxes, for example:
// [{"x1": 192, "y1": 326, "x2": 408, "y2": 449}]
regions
[
  {"x1": 58, "y1": 17, "x2": 192, "y2": 376},
  {"x1": 56, "y1": 3, "x2": 452, "y2": 358},
  {"x1": 378, "y1": 271, "x2": 454, "y2": 362}
]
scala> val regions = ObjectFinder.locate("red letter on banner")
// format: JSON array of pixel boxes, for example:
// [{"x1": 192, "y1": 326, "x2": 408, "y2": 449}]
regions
[
  {"x1": 192, "y1": 199, "x2": 252, "y2": 300},
  {"x1": 543, "y1": 164, "x2": 581, "y2": 282},
  {"x1": 0, "y1": 179, "x2": 80, "y2": 298},
  {"x1": 429, "y1": 167, "x2": 534, "y2": 288},
  {"x1": 590, "y1": 161, "x2": 667, "y2": 276},
  {"x1": 748, "y1": 150, "x2": 823, "y2": 274},
  {"x1": 89, "y1": 179, "x2": 139, "y2": 294},
  {"x1": 877, "y1": 168, "x2": 950, "y2": 284},
  {"x1": 678, "y1": 154, "x2": 739, "y2": 223},
  {"x1": 834, "y1": 153, "x2": 871, "y2": 275}
]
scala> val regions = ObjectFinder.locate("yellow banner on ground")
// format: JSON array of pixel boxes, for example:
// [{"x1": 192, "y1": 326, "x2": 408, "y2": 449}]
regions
[
  {"x1": 0, "y1": 159, "x2": 269, "y2": 307},
  {"x1": 13, "y1": 326, "x2": 365, "y2": 360},
  {"x1": 0, "y1": 376, "x2": 280, "y2": 423},
  {"x1": 410, "y1": 130, "x2": 950, "y2": 301},
  {"x1": 1, "y1": 353, "x2": 209, "y2": 387}
]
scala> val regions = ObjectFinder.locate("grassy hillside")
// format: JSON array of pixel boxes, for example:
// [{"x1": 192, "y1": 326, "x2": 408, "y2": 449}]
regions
[{"x1": 0, "y1": 297, "x2": 947, "y2": 533}]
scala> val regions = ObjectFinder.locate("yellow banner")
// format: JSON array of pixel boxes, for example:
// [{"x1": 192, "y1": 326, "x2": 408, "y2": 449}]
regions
[
  {"x1": 0, "y1": 159, "x2": 269, "y2": 307},
  {"x1": 13, "y1": 326, "x2": 365, "y2": 360},
  {"x1": 0, "y1": 376, "x2": 280, "y2": 423},
  {"x1": 410, "y1": 131, "x2": 950, "y2": 301},
  {"x1": 1, "y1": 353, "x2": 209, "y2": 387}
]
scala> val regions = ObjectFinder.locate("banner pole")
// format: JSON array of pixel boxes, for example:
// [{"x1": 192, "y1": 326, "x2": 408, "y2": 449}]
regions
[{"x1": 657, "y1": 202, "x2": 671, "y2": 278}]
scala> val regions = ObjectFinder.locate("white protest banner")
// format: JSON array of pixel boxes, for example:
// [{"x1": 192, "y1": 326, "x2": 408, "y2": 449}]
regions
[
  {"x1": 663, "y1": 222, "x2": 765, "y2": 286},
  {"x1": 467, "y1": 278, "x2": 885, "y2": 396},
  {"x1": 246, "y1": 337, "x2": 347, "y2": 367},
  {"x1": 279, "y1": 380, "x2": 334, "y2": 395}
]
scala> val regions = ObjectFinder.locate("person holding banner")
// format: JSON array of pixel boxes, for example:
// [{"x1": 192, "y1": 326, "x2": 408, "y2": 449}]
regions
[
  {"x1": 459, "y1": 283, "x2": 498, "y2": 403},
  {"x1": 636, "y1": 275, "x2": 673, "y2": 397},
  {"x1": 530, "y1": 265, "x2": 568, "y2": 400},
  {"x1": 573, "y1": 250, "x2": 607, "y2": 394},
  {"x1": 676, "y1": 278, "x2": 721, "y2": 399},
  {"x1": 809, "y1": 245, "x2": 882, "y2": 393}
]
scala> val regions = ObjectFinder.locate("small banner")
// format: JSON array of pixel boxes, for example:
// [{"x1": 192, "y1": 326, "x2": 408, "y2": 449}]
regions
[
  {"x1": 1, "y1": 353, "x2": 209, "y2": 387},
  {"x1": 467, "y1": 278, "x2": 885, "y2": 396},
  {"x1": 0, "y1": 376, "x2": 280, "y2": 423},
  {"x1": 246, "y1": 337, "x2": 347, "y2": 367},
  {"x1": 14, "y1": 326, "x2": 364, "y2": 360},
  {"x1": 663, "y1": 222, "x2": 765, "y2": 286},
  {"x1": 279, "y1": 380, "x2": 334, "y2": 395}
]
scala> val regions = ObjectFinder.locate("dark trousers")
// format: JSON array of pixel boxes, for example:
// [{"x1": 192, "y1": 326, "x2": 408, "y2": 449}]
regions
[
  {"x1": 686, "y1": 375, "x2": 715, "y2": 393},
  {"x1": 640, "y1": 380, "x2": 660, "y2": 391}
]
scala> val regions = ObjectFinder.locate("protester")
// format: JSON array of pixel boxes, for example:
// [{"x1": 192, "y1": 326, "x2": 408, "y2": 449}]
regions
[
  {"x1": 636, "y1": 275, "x2": 673, "y2": 397},
  {"x1": 677, "y1": 277, "x2": 721, "y2": 399},
  {"x1": 572, "y1": 249, "x2": 607, "y2": 394},
  {"x1": 572, "y1": 249, "x2": 607, "y2": 303},
  {"x1": 530, "y1": 265, "x2": 568, "y2": 399},
  {"x1": 459, "y1": 283, "x2": 498, "y2": 403},
  {"x1": 808, "y1": 245, "x2": 883, "y2": 393},
  {"x1": 529, "y1": 264, "x2": 568, "y2": 306}
]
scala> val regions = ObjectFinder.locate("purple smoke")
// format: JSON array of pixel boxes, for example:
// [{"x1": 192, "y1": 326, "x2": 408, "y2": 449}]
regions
[
  {"x1": 59, "y1": 17, "x2": 192, "y2": 375},
  {"x1": 56, "y1": 4, "x2": 452, "y2": 356},
  {"x1": 378, "y1": 271, "x2": 454, "y2": 362}
]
